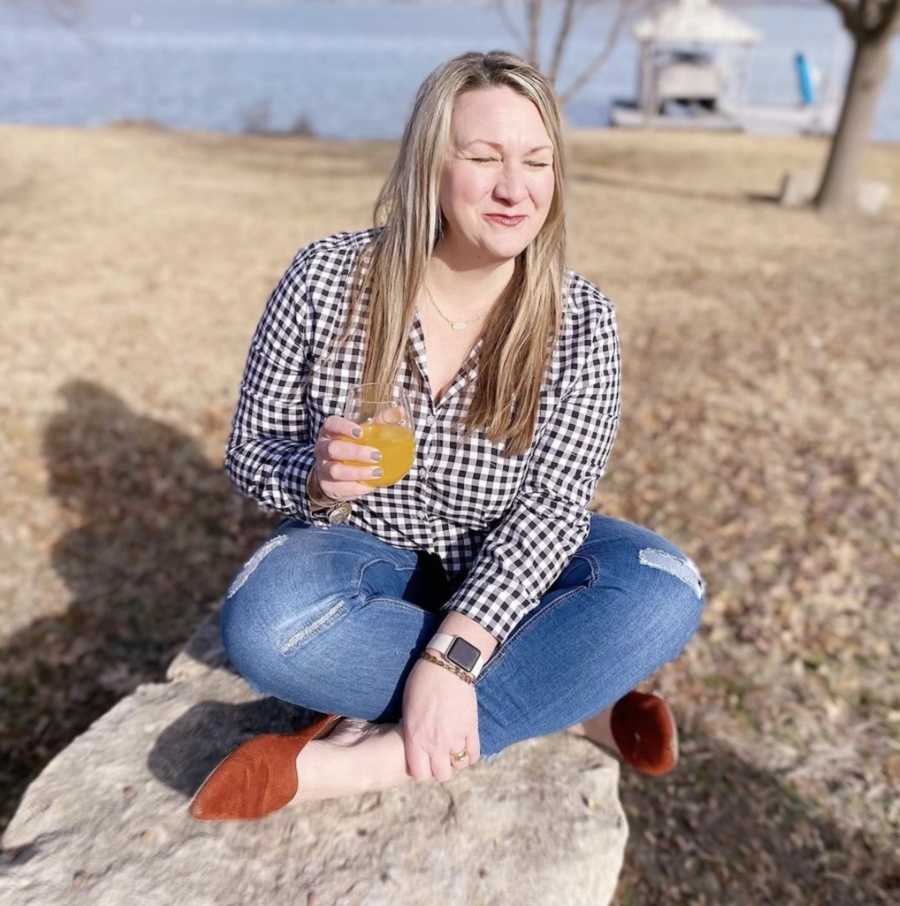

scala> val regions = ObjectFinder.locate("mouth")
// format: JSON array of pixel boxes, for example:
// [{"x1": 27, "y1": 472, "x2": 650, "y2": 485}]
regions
[{"x1": 484, "y1": 214, "x2": 527, "y2": 227}]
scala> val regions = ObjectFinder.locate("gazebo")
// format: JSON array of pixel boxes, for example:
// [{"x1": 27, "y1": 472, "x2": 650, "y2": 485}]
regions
[{"x1": 625, "y1": 0, "x2": 762, "y2": 120}]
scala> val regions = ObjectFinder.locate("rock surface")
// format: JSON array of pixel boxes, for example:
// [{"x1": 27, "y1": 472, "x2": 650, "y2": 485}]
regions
[{"x1": 0, "y1": 609, "x2": 628, "y2": 906}]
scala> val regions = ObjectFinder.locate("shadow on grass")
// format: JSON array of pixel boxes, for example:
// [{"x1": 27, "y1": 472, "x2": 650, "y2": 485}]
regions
[
  {"x1": 609, "y1": 735, "x2": 900, "y2": 906},
  {"x1": 2, "y1": 381, "x2": 898, "y2": 903},
  {"x1": 571, "y1": 168, "x2": 783, "y2": 206},
  {"x1": 0, "y1": 378, "x2": 276, "y2": 836}
]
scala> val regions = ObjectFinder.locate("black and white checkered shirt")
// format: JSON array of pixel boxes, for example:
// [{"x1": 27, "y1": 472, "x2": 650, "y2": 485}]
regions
[{"x1": 225, "y1": 227, "x2": 621, "y2": 644}]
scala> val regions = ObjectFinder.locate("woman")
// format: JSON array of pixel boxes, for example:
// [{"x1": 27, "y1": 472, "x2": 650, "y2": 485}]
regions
[{"x1": 190, "y1": 50, "x2": 706, "y2": 821}]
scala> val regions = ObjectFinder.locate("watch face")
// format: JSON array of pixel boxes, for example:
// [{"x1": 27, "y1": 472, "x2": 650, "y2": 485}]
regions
[
  {"x1": 328, "y1": 502, "x2": 352, "y2": 524},
  {"x1": 448, "y1": 637, "x2": 480, "y2": 672}
]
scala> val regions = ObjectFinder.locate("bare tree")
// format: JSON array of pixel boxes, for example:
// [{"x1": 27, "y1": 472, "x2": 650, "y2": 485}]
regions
[
  {"x1": 815, "y1": 1, "x2": 899, "y2": 214},
  {"x1": 493, "y1": 0, "x2": 659, "y2": 106}
]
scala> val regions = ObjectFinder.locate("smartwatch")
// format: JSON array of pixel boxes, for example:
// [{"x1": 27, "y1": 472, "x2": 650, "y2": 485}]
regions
[{"x1": 426, "y1": 632, "x2": 486, "y2": 679}]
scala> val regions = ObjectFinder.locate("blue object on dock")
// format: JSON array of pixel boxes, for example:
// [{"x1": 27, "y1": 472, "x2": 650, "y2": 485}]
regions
[{"x1": 795, "y1": 52, "x2": 815, "y2": 105}]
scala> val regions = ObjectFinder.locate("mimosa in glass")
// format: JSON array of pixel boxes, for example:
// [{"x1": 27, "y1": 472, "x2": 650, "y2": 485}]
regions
[{"x1": 341, "y1": 382, "x2": 416, "y2": 487}]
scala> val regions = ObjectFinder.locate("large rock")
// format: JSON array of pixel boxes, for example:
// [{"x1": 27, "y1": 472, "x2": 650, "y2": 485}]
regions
[{"x1": 0, "y1": 609, "x2": 628, "y2": 906}]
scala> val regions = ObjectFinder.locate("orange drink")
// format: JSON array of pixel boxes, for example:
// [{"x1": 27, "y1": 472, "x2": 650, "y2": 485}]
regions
[
  {"x1": 341, "y1": 382, "x2": 417, "y2": 488},
  {"x1": 345, "y1": 421, "x2": 416, "y2": 487}
]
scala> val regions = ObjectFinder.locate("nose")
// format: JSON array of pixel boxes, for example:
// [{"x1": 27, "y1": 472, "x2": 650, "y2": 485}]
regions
[{"x1": 492, "y1": 160, "x2": 529, "y2": 205}]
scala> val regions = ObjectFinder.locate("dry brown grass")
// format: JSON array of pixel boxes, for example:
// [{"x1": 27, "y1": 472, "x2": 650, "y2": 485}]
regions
[{"x1": 1, "y1": 121, "x2": 898, "y2": 902}]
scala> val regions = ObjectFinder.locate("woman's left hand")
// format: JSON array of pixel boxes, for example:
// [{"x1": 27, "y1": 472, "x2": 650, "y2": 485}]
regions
[{"x1": 401, "y1": 655, "x2": 480, "y2": 783}]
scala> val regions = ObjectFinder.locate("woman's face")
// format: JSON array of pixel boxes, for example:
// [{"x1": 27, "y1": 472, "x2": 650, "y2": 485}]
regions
[{"x1": 437, "y1": 85, "x2": 556, "y2": 264}]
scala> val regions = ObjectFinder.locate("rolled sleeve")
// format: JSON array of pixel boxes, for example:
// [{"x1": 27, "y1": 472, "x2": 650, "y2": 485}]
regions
[
  {"x1": 439, "y1": 302, "x2": 622, "y2": 644},
  {"x1": 224, "y1": 248, "x2": 332, "y2": 526}
]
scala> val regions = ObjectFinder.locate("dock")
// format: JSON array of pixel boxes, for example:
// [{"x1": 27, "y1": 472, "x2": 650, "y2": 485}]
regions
[{"x1": 610, "y1": 99, "x2": 841, "y2": 136}]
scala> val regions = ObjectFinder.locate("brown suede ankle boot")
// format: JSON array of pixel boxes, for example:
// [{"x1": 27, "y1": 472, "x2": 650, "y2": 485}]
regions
[{"x1": 610, "y1": 690, "x2": 678, "y2": 776}]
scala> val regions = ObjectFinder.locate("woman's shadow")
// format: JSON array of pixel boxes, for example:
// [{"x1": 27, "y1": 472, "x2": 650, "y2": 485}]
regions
[
  {"x1": 0, "y1": 379, "x2": 277, "y2": 834},
  {"x1": 5, "y1": 381, "x2": 899, "y2": 902}
]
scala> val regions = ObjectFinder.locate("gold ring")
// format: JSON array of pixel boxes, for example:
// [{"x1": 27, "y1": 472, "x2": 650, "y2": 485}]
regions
[{"x1": 450, "y1": 749, "x2": 467, "y2": 763}]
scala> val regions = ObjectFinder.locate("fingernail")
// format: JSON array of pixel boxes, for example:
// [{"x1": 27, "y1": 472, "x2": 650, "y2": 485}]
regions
[
  {"x1": 370, "y1": 450, "x2": 382, "y2": 461},
  {"x1": 372, "y1": 467, "x2": 383, "y2": 477},
  {"x1": 352, "y1": 427, "x2": 362, "y2": 437}
]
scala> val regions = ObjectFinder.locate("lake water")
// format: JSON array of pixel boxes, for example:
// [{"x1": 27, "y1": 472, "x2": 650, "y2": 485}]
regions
[{"x1": 1, "y1": 0, "x2": 898, "y2": 141}]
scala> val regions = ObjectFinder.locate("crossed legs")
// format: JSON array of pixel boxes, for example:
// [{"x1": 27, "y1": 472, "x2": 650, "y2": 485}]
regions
[{"x1": 220, "y1": 514, "x2": 706, "y2": 799}]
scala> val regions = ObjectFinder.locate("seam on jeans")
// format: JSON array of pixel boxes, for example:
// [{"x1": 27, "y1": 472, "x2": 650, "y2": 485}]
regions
[
  {"x1": 474, "y1": 582, "x2": 589, "y2": 687},
  {"x1": 356, "y1": 558, "x2": 417, "y2": 602},
  {"x1": 278, "y1": 594, "x2": 348, "y2": 655},
  {"x1": 283, "y1": 518, "x2": 418, "y2": 566},
  {"x1": 475, "y1": 554, "x2": 596, "y2": 683},
  {"x1": 577, "y1": 553, "x2": 599, "y2": 586},
  {"x1": 275, "y1": 555, "x2": 414, "y2": 655},
  {"x1": 312, "y1": 524, "x2": 418, "y2": 562},
  {"x1": 363, "y1": 595, "x2": 432, "y2": 617},
  {"x1": 312, "y1": 546, "x2": 416, "y2": 575}
]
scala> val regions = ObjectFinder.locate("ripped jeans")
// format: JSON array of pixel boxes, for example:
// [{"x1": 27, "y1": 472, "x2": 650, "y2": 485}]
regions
[{"x1": 220, "y1": 512, "x2": 706, "y2": 762}]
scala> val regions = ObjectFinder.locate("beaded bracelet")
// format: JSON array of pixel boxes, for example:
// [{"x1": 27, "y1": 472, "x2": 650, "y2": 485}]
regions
[{"x1": 419, "y1": 649, "x2": 475, "y2": 685}]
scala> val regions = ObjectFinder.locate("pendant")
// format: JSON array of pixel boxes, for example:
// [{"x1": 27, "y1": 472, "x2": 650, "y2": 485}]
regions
[{"x1": 451, "y1": 321, "x2": 468, "y2": 331}]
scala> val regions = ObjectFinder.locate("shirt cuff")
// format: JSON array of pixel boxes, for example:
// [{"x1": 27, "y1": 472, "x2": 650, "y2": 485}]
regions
[
  {"x1": 267, "y1": 443, "x2": 333, "y2": 527},
  {"x1": 437, "y1": 556, "x2": 531, "y2": 646}
]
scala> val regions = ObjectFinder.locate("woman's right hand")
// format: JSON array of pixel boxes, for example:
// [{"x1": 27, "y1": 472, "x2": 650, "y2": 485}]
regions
[{"x1": 312, "y1": 415, "x2": 384, "y2": 502}]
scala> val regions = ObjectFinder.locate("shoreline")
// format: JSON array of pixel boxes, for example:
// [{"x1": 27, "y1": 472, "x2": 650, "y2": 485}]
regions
[{"x1": 2, "y1": 117, "x2": 900, "y2": 150}]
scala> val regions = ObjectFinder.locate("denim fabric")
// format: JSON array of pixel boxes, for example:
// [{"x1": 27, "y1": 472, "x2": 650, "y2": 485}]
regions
[{"x1": 220, "y1": 513, "x2": 706, "y2": 761}]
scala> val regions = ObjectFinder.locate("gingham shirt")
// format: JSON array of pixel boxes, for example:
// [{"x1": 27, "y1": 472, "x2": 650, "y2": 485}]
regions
[{"x1": 225, "y1": 226, "x2": 621, "y2": 644}]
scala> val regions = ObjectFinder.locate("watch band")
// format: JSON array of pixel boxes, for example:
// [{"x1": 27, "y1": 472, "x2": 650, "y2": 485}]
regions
[{"x1": 426, "y1": 631, "x2": 485, "y2": 679}]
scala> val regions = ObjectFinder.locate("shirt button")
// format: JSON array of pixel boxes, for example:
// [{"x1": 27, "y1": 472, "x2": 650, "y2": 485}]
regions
[{"x1": 426, "y1": 415, "x2": 436, "y2": 426}]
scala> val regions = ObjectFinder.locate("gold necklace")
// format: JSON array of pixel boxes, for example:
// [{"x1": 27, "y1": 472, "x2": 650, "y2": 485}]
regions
[{"x1": 423, "y1": 281, "x2": 489, "y2": 332}]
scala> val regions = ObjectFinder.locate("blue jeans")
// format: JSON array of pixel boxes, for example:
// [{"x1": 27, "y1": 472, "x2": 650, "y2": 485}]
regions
[{"x1": 220, "y1": 513, "x2": 706, "y2": 761}]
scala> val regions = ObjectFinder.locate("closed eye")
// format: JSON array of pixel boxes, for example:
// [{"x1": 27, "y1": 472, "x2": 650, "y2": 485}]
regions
[{"x1": 470, "y1": 158, "x2": 550, "y2": 167}]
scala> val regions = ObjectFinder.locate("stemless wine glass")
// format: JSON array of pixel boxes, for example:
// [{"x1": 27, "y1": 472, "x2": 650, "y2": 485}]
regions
[{"x1": 341, "y1": 382, "x2": 416, "y2": 488}]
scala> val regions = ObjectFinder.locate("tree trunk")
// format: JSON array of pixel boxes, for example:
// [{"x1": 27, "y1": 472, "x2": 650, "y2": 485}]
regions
[{"x1": 813, "y1": 28, "x2": 893, "y2": 214}]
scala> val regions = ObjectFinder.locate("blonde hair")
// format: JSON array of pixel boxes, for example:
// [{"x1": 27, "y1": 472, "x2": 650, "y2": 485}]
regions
[{"x1": 334, "y1": 49, "x2": 568, "y2": 457}]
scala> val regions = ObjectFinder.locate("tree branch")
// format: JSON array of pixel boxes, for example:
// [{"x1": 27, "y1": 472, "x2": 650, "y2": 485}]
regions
[
  {"x1": 557, "y1": 0, "x2": 650, "y2": 107},
  {"x1": 547, "y1": 0, "x2": 579, "y2": 85},
  {"x1": 527, "y1": 0, "x2": 542, "y2": 68},
  {"x1": 493, "y1": 0, "x2": 526, "y2": 48},
  {"x1": 866, "y1": 0, "x2": 900, "y2": 40},
  {"x1": 823, "y1": 0, "x2": 864, "y2": 34}
]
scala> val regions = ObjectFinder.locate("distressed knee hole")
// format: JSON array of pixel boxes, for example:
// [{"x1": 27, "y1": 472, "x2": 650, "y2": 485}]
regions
[
  {"x1": 226, "y1": 534, "x2": 288, "y2": 599},
  {"x1": 277, "y1": 594, "x2": 348, "y2": 655},
  {"x1": 638, "y1": 548, "x2": 705, "y2": 600}
]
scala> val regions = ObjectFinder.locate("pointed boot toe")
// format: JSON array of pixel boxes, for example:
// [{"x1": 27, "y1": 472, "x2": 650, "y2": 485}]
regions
[
  {"x1": 189, "y1": 712, "x2": 342, "y2": 821},
  {"x1": 610, "y1": 690, "x2": 678, "y2": 776}
]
